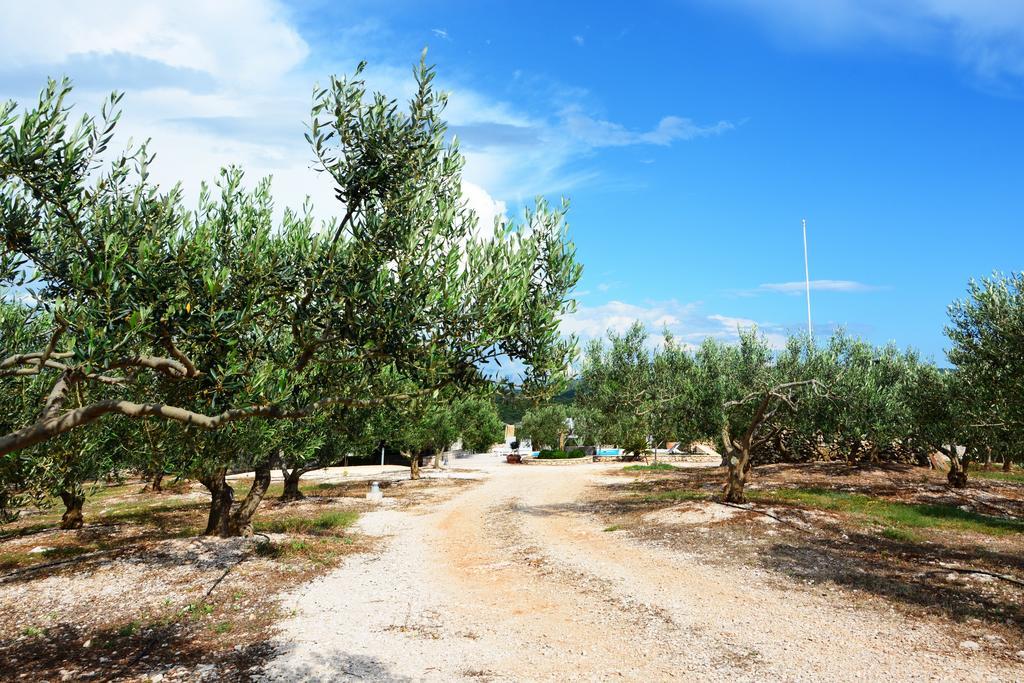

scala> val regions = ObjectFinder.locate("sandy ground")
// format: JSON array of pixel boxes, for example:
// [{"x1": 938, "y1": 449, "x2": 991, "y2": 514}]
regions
[
  {"x1": 258, "y1": 455, "x2": 1023, "y2": 682},
  {"x1": 226, "y1": 464, "x2": 482, "y2": 484}
]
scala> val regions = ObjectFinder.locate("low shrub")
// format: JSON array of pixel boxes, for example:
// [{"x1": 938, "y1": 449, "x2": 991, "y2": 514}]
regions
[
  {"x1": 624, "y1": 463, "x2": 677, "y2": 472},
  {"x1": 536, "y1": 449, "x2": 583, "y2": 459}
]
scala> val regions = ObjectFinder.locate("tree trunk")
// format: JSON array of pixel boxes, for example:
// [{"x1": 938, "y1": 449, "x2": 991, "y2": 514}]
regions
[
  {"x1": 279, "y1": 466, "x2": 305, "y2": 502},
  {"x1": 200, "y1": 468, "x2": 234, "y2": 537},
  {"x1": 142, "y1": 470, "x2": 164, "y2": 493},
  {"x1": 406, "y1": 451, "x2": 421, "y2": 480},
  {"x1": 723, "y1": 447, "x2": 750, "y2": 504},
  {"x1": 1003, "y1": 457, "x2": 1012, "y2": 473},
  {"x1": 226, "y1": 452, "x2": 276, "y2": 537},
  {"x1": 947, "y1": 467, "x2": 968, "y2": 488},
  {"x1": 59, "y1": 488, "x2": 85, "y2": 530},
  {"x1": 774, "y1": 431, "x2": 790, "y2": 461},
  {"x1": 847, "y1": 439, "x2": 861, "y2": 464},
  {"x1": 434, "y1": 450, "x2": 443, "y2": 469},
  {"x1": 946, "y1": 447, "x2": 969, "y2": 488},
  {"x1": 983, "y1": 447, "x2": 993, "y2": 470}
]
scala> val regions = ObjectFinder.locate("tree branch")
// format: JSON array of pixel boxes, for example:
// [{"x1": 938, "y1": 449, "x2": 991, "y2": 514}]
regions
[
  {"x1": 105, "y1": 355, "x2": 192, "y2": 379},
  {"x1": 0, "y1": 388, "x2": 434, "y2": 457},
  {"x1": 0, "y1": 351, "x2": 74, "y2": 372},
  {"x1": 160, "y1": 336, "x2": 199, "y2": 378}
]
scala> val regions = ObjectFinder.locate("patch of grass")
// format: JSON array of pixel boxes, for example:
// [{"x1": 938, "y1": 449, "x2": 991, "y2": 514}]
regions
[
  {"x1": 0, "y1": 543, "x2": 101, "y2": 572},
  {"x1": 100, "y1": 499, "x2": 203, "y2": 526},
  {"x1": 212, "y1": 621, "x2": 233, "y2": 634},
  {"x1": 624, "y1": 463, "x2": 677, "y2": 472},
  {"x1": 41, "y1": 545, "x2": 93, "y2": 560},
  {"x1": 603, "y1": 525, "x2": 623, "y2": 532},
  {"x1": 84, "y1": 483, "x2": 133, "y2": 503},
  {"x1": 972, "y1": 469, "x2": 1024, "y2": 483},
  {"x1": 640, "y1": 489, "x2": 708, "y2": 503},
  {"x1": 182, "y1": 602, "x2": 215, "y2": 619},
  {"x1": 880, "y1": 526, "x2": 922, "y2": 543},
  {"x1": 755, "y1": 487, "x2": 1024, "y2": 537},
  {"x1": 0, "y1": 551, "x2": 38, "y2": 571},
  {"x1": 253, "y1": 536, "x2": 346, "y2": 565},
  {"x1": 253, "y1": 510, "x2": 358, "y2": 535},
  {"x1": 228, "y1": 481, "x2": 287, "y2": 499},
  {"x1": 0, "y1": 519, "x2": 58, "y2": 540},
  {"x1": 21, "y1": 626, "x2": 44, "y2": 638},
  {"x1": 117, "y1": 621, "x2": 140, "y2": 637}
]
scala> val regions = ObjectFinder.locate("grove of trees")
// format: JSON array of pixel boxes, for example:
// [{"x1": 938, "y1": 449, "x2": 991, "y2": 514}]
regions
[
  {"x1": 0, "y1": 59, "x2": 580, "y2": 534},
  {"x1": 2, "y1": 55, "x2": 1021, "y2": 534},
  {"x1": 561, "y1": 272, "x2": 1023, "y2": 502}
]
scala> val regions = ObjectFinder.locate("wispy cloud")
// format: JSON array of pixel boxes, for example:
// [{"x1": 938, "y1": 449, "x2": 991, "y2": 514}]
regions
[
  {"x1": 572, "y1": 35, "x2": 585, "y2": 47},
  {"x1": 431, "y1": 28, "x2": 450, "y2": 40},
  {"x1": 749, "y1": 279, "x2": 882, "y2": 296},
  {"x1": 708, "y1": 0, "x2": 1024, "y2": 91},
  {"x1": 562, "y1": 108, "x2": 734, "y2": 147}
]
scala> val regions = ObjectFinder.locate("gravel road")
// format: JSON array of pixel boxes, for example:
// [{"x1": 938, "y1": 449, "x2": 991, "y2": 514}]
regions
[{"x1": 258, "y1": 457, "x2": 1022, "y2": 682}]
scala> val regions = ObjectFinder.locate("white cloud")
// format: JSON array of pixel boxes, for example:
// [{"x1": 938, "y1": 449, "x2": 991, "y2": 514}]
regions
[
  {"x1": 706, "y1": 314, "x2": 788, "y2": 348},
  {"x1": 0, "y1": 2, "x2": 509, "y2": 226},
  {"x1": 562, "y1": 299, "x2": 789, "y2": 349},
  {"x1": 0, "y1": 0, "x2": 308, "y2": 84},
  {"x1": 0, "y1": 3, "x2": 732, "y2": 227},
  {"x1": 573, "y1": 35, "x2": 585, "y2": 47},
  {"x1": 710, "y1": 0, "x2": 1024, "y2": 86},
  {"x1": 561, "y1": 107, "x2": 734, "y2": 148},
  {"x1": 461, "y1": 181, "x2": 508, "y2": 234},
  {"x1": 432, "y1": 28, "x2": 450, "y2": 40}
]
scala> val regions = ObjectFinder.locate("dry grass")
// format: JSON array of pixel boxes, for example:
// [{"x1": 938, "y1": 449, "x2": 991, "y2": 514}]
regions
[
  {"x1": 0, "y1": 471, "x2": 478, "y2": 679},
  {"x1": 0, "y1": 476, "x2": 381, "y2": 680},
  {"x1": 589, "y1": 461, "x2": 1024, "y2": 652}
]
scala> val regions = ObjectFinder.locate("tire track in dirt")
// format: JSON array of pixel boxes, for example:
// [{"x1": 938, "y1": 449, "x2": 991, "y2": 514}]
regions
[
  {"x1": 261, "y1": 462, "x2": 1023, "y2": 681},
  {"x1": 435, "y1": 465, "x2": 1022, "y2": 681}
]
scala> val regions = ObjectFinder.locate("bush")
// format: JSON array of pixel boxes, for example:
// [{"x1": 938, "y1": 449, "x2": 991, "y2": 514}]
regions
[{"x1": 536, "y1": 449, "x2": 585, "y2": 460}]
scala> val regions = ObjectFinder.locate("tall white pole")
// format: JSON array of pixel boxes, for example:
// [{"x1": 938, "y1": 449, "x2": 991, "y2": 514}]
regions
[
  {"x1": 380, "y1": 445, "x2": 385, "y2": 469},
  {"x1": 802, "y1": 218, "x2": 812, "y2": 340}
]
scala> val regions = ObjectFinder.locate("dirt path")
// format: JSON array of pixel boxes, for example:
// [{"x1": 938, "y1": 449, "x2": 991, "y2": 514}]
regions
[{"x1": 259, "y1": 461, "x2": 1022, "y2": 682}]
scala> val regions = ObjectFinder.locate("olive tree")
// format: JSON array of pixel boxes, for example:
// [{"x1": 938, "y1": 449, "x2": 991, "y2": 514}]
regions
[
  {"x1": 519, "y1": 404, "x2": 569, "y2": 450},
  {"x1": 575, "y1": 323, "x2": 702, "y2": 458},
  {"x1": 1, "y1": 59, "x2": 581, "y2": 535},
  {"x1": 575, "y1": 324, "x2": 653, "y2": 456},
  {"x1": 804, "y1": 333, "x2": 920, "y2": 464},
  {"x1": 946, "y1": 272, "x2": 1024, "y2": 472},
  {"x1": 696, "y1": 331, "x2": 823, "y2": 503},
  {"x1": 453, "y1": 397, "x2": 505, "y2": 454}
]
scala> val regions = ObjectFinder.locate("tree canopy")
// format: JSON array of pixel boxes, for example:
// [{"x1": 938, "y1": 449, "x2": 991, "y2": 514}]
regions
[{"x1": 1, "y1": 59, "x2": 581, "y2": 534}]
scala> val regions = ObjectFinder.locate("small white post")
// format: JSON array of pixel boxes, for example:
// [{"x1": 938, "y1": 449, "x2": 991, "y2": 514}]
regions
[
  {"x1": 802, "y1": 218, "x2": 812, "y2": 340},
  {"x1": 380, "y1": 445, "x2": 385, "y2": 470}
]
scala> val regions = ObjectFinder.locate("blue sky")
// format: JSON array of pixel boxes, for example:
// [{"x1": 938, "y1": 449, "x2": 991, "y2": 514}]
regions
[{"x1": 1, "y1": 1, "x2": 1022, "y2": 362}]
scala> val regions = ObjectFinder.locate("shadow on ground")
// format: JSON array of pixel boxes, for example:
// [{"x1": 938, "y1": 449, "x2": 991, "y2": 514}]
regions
[
  {"x1": 259, "y1": 651, "x2": 414, "y2": 682},
  {"x1": 764, "y1": 531, "x2": 1024, "y2": 632},
  {"x1": 1, "y1": 621, "x2": 273, "y2": 681}
]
